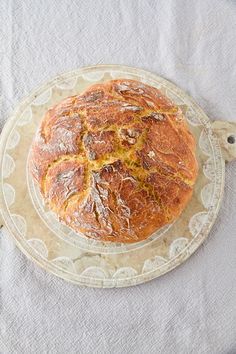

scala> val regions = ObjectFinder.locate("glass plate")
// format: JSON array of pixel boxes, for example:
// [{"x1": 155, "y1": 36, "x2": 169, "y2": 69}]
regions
[{"x1": 0, "y1": 65, "x2": 224, "y2": 287}]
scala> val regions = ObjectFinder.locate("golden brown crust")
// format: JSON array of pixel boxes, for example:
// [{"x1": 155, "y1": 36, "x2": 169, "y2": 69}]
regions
[{"x1": 29, "y1": 79, "x2": 198, "y2": 243}]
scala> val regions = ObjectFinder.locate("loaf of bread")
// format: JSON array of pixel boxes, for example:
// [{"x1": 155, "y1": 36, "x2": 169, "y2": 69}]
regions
[{"x1": 30, "y1": 79, "x2": 198, "y2": 243}]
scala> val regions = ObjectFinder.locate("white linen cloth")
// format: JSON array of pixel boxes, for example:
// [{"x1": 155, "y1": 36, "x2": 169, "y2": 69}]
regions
[{"x1": 0, "y1": 0, "x2": 236, "y2": 353}]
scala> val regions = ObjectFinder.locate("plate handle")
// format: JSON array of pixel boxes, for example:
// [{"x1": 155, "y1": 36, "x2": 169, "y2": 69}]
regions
[{"x1": 211, "y1": 120, "x2": 236, "y2": 162}]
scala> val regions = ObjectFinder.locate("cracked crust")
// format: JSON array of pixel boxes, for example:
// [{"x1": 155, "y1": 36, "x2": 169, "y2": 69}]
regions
[{"x1": 29, "y1": 79, "x2": 198, "y2": 243}]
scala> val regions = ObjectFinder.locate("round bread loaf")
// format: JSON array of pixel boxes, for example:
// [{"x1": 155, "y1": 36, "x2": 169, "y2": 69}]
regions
[{"x1": 30, "y1": 79, "x2": 198, "y2": 243}]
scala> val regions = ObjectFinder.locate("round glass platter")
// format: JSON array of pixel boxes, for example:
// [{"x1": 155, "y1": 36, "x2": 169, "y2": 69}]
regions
[{"x1": 0, "y1": 65, "x2": 225, "y2": 287}]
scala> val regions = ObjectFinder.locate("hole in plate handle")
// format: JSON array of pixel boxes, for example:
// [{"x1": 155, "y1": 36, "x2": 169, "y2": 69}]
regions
[{"x1": 227, "y1": 135, "x2": 235, "y2": 144}]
